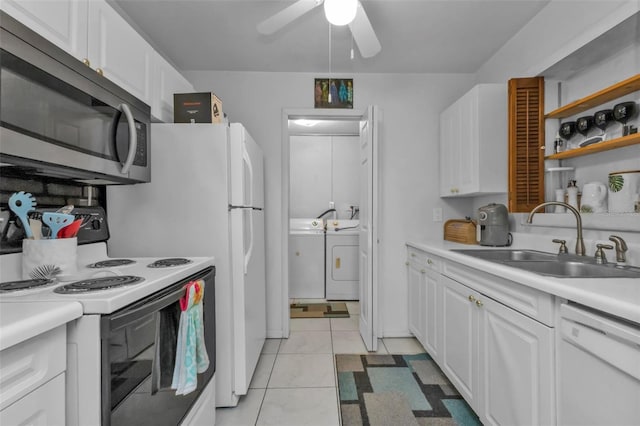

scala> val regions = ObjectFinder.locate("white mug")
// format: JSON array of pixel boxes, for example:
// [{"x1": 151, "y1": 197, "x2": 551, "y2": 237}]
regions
[
  {"x1": 581, "y1": 182, "x2": 607, "y2": 213},
  {"x1": 608, "y1": 171, "x2": 640, "y2": 213}
]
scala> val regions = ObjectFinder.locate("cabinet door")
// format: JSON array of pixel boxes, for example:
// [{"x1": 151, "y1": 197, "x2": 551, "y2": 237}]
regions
[
  {"x1": 0, "y1": 374, "x2": 65, "y2": 425},
  {"x1": 407, "y1": 261, "x2": 425, "y2": 346},
  {"x1": 441, "y1": 275, "x2": 479, "y2": 407},
  {"x1": 439, "y1": 101, "x2": 460, "y2": 196},
  {"x1": 458, "y1": 88, "x2": 479, "y2": 194},
  {"x1": 151, "y1": 52, "x2": 194, "y2": 122},
  {"x1": 87, "y1": 1, "x2": 152, "y2": 104},
  {"x1": 1, "y1": 0, "x2": 88, "y2": 60},
  {"x1": 477, "y1": 295, "x2": 554, "y2": 426},
  {"x1": 423, "y1": 270, "x2": 440, "y2": 360}
]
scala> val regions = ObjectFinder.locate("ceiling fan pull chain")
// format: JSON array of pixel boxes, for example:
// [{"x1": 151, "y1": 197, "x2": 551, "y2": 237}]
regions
[{"x1": 328, "y1": 23, "x2": 332, "y2": 103}]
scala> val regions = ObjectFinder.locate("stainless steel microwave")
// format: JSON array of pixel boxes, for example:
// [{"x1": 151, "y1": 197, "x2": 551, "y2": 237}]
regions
[{"x1": 0, "y1": 12, "x2": 150, "y2": 184}]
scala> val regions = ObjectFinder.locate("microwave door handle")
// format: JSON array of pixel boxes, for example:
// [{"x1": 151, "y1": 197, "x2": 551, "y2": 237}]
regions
[{"x1": 119, "y1": 103, "x2": 137, "y2": 174}]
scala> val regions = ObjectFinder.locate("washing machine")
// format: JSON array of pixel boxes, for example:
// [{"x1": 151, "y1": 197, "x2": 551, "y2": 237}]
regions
[
  {"x1": 289, "y1": 218, "x2": 325, "y2": 298},
  {"x1": 325, "y1": 220, "x2": 359, "y2": 300}
]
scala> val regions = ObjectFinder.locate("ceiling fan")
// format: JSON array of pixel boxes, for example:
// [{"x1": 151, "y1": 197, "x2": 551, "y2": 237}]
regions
[{"x1": 257, "y1": 0, "x2": 382, "y2": 58}]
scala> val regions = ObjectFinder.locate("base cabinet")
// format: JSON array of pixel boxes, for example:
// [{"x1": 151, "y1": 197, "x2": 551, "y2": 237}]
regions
[{"x1": 441, "y1": 274, "x2": 555, "y2": 425}]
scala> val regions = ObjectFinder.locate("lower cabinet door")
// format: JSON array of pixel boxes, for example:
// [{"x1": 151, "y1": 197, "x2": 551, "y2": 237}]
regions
[
  {"x1": 423, "y1": 270, "x2": 440, "y2": 360},
  {"x1": 478, "y1": 296, "x2": 554, "y2": 426},
  {"x1": 441, "y1": 276, "x2": 479, "y2": 407},
  {"x1": 407, "y1": 262, "x2": 425, "y2": 345}
]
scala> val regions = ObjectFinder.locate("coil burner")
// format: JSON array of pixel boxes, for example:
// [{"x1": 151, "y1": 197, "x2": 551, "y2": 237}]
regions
[
  {"x1": 87, "y1": 259, "x2": 136, "y2": 268},
  {"x1": 54, "y1": 276, "x2": 144, "y2": 293},
  {"x1": 147, "y1": 258, "x2": 193, "y2": 268},
  {"x1": 0, "y1": 278, "x2": 53, "y2": 292}
]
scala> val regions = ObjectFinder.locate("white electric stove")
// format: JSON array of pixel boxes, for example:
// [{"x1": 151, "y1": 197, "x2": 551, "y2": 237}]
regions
[{"x1": 0, "y1": 207, "x2": 217, "y2": 426}]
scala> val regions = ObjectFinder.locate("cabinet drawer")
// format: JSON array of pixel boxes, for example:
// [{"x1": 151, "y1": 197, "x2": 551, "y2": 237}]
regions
[
  {"x1": 407, "y1": 247, "x2": 441, "y2": 273},
  {"x1": 0, "y1": 326, "x2": 66, "y2": 410},
  {"x1": 442, "y1": 261, "x2": 555, "y2": 326},
  {"x1": 0, "y1": 373, "x2": 65, "y2": 425}
]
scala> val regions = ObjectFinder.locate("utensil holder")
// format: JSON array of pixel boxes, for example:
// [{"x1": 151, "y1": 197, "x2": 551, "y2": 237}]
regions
[{"x1": 22, "y1": 238, "x2": 78, "y2": 280}]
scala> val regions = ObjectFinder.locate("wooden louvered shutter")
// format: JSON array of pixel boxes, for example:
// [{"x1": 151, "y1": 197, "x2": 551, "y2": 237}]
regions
[{"x1": 508, "y1": 77, "x2": 545, "y2": 212}]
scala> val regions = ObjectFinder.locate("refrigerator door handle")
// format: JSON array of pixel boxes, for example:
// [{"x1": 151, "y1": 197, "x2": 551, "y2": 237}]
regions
[
  {"x1": 244, "y1": 208, "x2": 254, "y2": 275},
  {"x1": 242, "y1": 140, "x2": 254, "y2": 206}
]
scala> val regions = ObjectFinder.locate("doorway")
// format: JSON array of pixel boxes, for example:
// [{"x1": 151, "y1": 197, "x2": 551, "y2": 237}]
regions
[{"x1": 281, "y1": 108, "x2": 378, "y2": 345}]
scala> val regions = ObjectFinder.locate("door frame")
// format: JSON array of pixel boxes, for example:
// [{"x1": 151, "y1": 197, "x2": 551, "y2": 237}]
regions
[{"x1": 281, "y1": 108, "x2": 371, "y2": 338}]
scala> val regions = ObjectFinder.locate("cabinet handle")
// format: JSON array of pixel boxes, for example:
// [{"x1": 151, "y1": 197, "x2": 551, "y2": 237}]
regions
[
  {"x1": 427, "y1": 259, "x2": 433, "y2": 265},
  {"x1": 411, "y1": 253, "x2": 416, "y2": 257},
  {"x1": 96, "y1": 68, "x2": 104, "y2": 76},
  {"x1": 420, "y1": 269, "x2": 426, "y2": 274},
  {"x1": 82, "y1": 58, "x2": 90, "y2": 67},
  {"x1": 468, "y1": 295, "x2": 475, "y2": 302},
  {"x1": 476, "y1": 300, "x2": 483, "y2": 307},
  {"x1": 336, "y1": 257, "x2": 341, "y2": 269},
  {"x1": 405, "y1": 261, "x2": 410, "y2": 266}
]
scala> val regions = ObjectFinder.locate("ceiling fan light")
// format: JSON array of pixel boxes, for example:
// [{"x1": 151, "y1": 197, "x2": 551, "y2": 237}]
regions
[{"x1": 324, "y1": 0, "x2": 357, "y2": 26}]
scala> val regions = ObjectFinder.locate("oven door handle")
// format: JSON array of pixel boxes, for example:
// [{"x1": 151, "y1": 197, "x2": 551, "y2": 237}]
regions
[
  {"x1": 104, "y1": 267, "x2": 213, "y2": 333},
  {"x1": 108, "y1": 285, "x2": 184, "y2": 332}
]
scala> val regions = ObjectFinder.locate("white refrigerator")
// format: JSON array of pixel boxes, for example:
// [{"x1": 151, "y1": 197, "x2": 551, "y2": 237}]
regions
[{"x1": 106, "y1": 123, "x2": 266, "y2": 407}]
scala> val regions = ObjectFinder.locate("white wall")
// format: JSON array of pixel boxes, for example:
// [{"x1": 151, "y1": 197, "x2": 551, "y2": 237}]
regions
[{"x1": 185, "y1": 71, "x2": 475, "y2": 337}]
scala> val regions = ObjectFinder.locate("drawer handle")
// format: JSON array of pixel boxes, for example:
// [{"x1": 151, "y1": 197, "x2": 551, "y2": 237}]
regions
[
  {"x1": 411, "y1": 253, "x2": 416, "y2": 257},
  {"x1": 476, "y1": 300, "x2": 483, "y2": 307},
  {"x1": 468, "y1": 295, "x2": 476, "y2": 302},
  {"x1": 336, "y1": 257, "x2": 341, "y2": 269},
  {"x1": 420, "y1": 269, "x2": 426, "y2": 274},
  {"x1": 427, "y1": 259, "x2": 433, "y2": 265},
  {"x1": 405, "y1": 261, "x2": 410, "y2": 266}
]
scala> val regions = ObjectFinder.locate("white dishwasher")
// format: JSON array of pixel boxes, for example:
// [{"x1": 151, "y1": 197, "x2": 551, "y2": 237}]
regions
[{"x1": 558, "y1": 302, "x2": 640, "y2": 426}]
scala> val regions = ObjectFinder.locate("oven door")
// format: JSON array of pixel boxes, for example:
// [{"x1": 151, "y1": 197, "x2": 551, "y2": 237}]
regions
[{"x1": 101, "y1": 267, "x2": 215, "y2": 426}]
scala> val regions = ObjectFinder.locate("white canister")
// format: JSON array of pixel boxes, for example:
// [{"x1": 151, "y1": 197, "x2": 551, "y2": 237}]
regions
[
  {"x1": 554, "y1": 189, "x2": 566, "y2": 213},
  {"x1": 22, "y1": 238, "x2": 78, "y2": 280},
  {"x1": 581, "y1": 182, "x2": 608, "y2": 213},
  {"x1": 608, "y1": 170, "x2": 640, "y2": 213}
]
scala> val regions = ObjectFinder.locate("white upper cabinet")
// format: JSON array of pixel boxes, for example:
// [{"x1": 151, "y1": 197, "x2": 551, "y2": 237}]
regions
[
  {"x1": 151, "y1": 52, "x2": 194, "y2": 122},
  {"x1": 440, "y1": 84, "x2": 507, "y2": 197},
  {"x1": 87, "y1": 1, "x2": 153, "y2": 105},
  {"x1": 1, "y1": 0, "x2": 88, "y2": 60},
  {"x1": 2, "y1": 0, "x2": 191, "y2": 113}
]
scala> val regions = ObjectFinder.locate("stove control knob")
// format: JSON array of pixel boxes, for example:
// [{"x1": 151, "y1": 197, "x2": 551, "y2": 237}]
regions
[{"x1": 91, "y1": 219, "x2": 101, "y2": 230}]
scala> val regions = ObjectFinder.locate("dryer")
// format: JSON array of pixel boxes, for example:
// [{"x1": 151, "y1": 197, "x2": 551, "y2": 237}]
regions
[{"x1": 325, "y1": 220, "x2": 359, "y2": 300}]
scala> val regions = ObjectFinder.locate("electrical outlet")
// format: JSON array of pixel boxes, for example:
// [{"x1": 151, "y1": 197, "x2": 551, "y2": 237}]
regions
[{"x1": 432, "y1": 207, "x2": 443, "y2": 222}]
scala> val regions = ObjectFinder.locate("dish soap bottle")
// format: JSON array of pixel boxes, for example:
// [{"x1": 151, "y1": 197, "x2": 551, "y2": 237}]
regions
[
  {"x1": 554, "y1": 131, "x2": 564, "y2": 153},
  {"x1": 567, "y1": 180, "x2": 579, "y2": 211}
]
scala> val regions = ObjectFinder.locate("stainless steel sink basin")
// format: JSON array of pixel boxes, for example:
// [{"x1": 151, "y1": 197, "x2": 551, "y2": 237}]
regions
[
  {"x1": 452, "y1": 249, "x2": 559, "y2": 262},
  {"x1": 502, "y1": 260, "x2": 640, "y2": 278},
  {"x1": 451, "y1": 249, "x2": 640, "y2": 278}
]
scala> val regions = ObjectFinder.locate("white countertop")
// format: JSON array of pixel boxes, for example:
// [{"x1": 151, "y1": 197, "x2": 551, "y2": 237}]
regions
[
  {"x1": 0, "y1": 301, "x2": 83, "y2": 351},
  {"x1": 407, "y1": 239, "x2": 640, "y2": 325}
]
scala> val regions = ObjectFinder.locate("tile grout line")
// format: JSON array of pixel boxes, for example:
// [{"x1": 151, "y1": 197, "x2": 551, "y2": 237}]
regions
[{"x1": 253, "y1": 338, "x2": 282, "y2": 426}]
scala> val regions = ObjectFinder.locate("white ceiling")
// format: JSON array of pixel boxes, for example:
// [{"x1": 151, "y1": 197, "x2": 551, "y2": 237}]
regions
[{"x1": 112, "y1": 0, "x2": 550, "y2": 74}]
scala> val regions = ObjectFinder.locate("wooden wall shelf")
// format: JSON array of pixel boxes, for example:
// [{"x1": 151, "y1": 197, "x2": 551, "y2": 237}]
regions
[
  {"x1": 545, "y1": 133, "x2": 640, "y2": 160},
  {"x1": 545, "y1": 74, "x2": 640, "y2": 119}
]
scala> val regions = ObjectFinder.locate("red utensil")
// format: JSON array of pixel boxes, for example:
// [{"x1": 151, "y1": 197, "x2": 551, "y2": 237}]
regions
[{"x1": 58, "y1": 219, "x2": 82, "y2": 238}]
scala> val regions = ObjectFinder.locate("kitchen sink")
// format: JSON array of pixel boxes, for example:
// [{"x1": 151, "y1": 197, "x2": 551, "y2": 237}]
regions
[
  {"x1": 502, "y1": 260, "x2": 640, "y2": 278},
  {"x1": 451, "y1": 249, "x2": 640, "y2": 278},
  {"x1": 452, "y1": 249, "x2": 558, "y2": 262}
]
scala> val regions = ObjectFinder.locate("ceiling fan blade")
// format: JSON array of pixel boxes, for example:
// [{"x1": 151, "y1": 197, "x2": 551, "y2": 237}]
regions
[
  {"x1": 257, "y1": 0, "x2": 323, "y2": 35},
  {"x1": 348, "y1": 1, "x2": 381, "y2": 58}
]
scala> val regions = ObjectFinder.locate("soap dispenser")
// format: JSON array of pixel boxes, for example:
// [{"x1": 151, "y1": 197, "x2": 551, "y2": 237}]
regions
[{"x1": 567, "y1": 180, "x2": 579, "y2": 211}]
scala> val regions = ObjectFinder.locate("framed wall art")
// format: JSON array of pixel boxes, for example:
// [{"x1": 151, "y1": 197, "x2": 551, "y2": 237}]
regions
[{"x1": 314, "y1": 78, "x2": 353, "y2": 109}]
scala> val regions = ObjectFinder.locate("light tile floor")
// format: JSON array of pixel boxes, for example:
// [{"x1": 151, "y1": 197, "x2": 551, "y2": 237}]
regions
[{"x1": 215, "y1": 301, "x2": 426, "y2": 426}]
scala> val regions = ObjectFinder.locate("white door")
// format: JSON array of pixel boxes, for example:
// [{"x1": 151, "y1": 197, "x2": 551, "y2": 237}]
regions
[{"x1": 359, "y1": 105, "x2": 379, "y2": 351}]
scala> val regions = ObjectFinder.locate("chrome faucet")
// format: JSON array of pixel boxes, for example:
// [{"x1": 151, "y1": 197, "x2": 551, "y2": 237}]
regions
[
  {"x1": 608, "y1": 235, "x2": 628, "y2": 263},
  {"x1": 527, "y1": 202, "x2": 585, "y2": 256}
]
